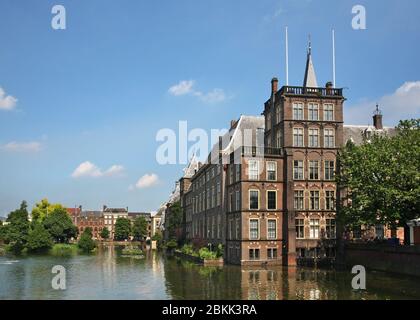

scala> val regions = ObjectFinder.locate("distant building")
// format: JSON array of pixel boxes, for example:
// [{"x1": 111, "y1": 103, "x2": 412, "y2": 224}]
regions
[
  {"x1": 67, "y1": 206, "x2": 105, "y2": 240},
  {"x1": 151, "y1": 211, "x2": 162, "y2": 238},
  {"x1": 103, "y1": 206, "x2": 129, "y2": 239}
]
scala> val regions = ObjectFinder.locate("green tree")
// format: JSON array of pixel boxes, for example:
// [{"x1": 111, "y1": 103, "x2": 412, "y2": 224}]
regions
[
  {"x1": 167, "y1": 201, "x2": 183, "y2": 239},
  {"x1": 100, "y1": 227, "x2": 110, "y2": 240},
  {"x1": 31, "y1": 199, "x2": 66, "y2": 222},
  {"x1": 26, "y1": 223, "x2": 53, "y2": 252},
  {"x1": 78, "y1": 227, "x2": 96, "y2": 253},
  {"x1": 132, "y1": 216, "x2": 148, "y2": 241},
  {"x1": 5, "y1": 201, "x2": 30, "y2": 253},
  {"x1": 43, "y1": 207, "x2": 78, "y2": 243},
  {"x1": 337, "y1": 119, "x2": 420, "y2": 230},
  {"x1": 114, "y1": 217, "x2": 131, "y2": 241}
]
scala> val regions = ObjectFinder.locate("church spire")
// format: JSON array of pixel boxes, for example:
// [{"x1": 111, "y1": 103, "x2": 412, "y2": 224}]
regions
[{"x1": 303, "y1": 35, "x2": 318, "y2": 88}]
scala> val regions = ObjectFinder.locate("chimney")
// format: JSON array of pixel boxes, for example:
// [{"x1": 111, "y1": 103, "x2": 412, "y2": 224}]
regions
[
  {"x1": 271, "y1": 77, "x2": 279, "y2": 94},
  {"x1": 373, "y1": 104, "x2": 383, "y2": 130}
]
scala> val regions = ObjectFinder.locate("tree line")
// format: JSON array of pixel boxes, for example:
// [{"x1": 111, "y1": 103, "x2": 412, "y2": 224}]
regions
[{"x1": 336, "y1": 119, "x2": 419, "y2": 237}]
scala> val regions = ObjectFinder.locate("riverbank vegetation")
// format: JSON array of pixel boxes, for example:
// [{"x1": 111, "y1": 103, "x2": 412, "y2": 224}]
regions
[
  {"x1": 0, "y1": 199, "x2": 96, "y2": 255},
  {"x1": 178, "y1": 243, "x2": 224, "y2": 260}
]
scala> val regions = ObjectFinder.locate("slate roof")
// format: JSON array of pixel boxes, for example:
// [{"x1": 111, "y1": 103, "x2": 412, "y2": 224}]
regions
[{"x1": 343, "y1": 125, "x2": 397, "y2": 145}]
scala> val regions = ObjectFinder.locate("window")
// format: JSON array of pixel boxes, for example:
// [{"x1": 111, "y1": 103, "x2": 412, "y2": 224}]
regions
[
  {"x1": 293, "y1": 103, "x2": 304, "y2": 120},
  {"x1": 249, "y1": 248, "x2": 260, "y2": 260},
  {"x1": 308, "y1": 128, "x2": 319, "y2": 147},
  {"x1": 276, "y1": 105, "x2": 281, "y2": 123},
  {"x1": 249, "y1": 219, "x2": 259, "y2": 240},
  {"x1": 212, "y1": 216, "x2": 216, "y2": 238},
  {"x1": 211, "y1": 186, "x2": 216, "y2": 208},
  {"x1": 235, "y1": 165, "x2": 241, "y2": 181},
  {"x1": 310, "y1": 191, "x2": 320, "y2": 210},
  {"x1": 217, "y1": 182, "x2": 221, "y2": 206},
  {"x1": 267, "y1": 248, "x2": 277, "y2": 259},
  {"x1": 276, "y1": 130, "x2": 282, "y2": 148},
  {"x1": 217, "y1": 215, "x2": 221, "y2": 239},
  {"x1": 296, "y1": 219, "x2": 305, "y2": 239},
  {"x1": 249, "y1": 190, "x2": 259, "y2": 210},
  {"x1": 248, "y1": 160, "x2": 259, "y2": 180},
  {"x1": 267, "y1": 191, "x2": 277, "y2": 210},
  {"x1": 308, "y1": 103, "x2": 319, "y2": 121},
  {"x1": 326, "y1": 191, "x2": 335, "y2": 210},
  {"x1": 230, "y1": 193, "x2": 234, "y2": 212},
  {"x1": 309, "y1": 160, "x2": 319, "y2": 180},
  {"x1": 294, "y1": 190, "x2": 304, "y2": 210},
  {"x1": 266, "y1": 113, "x2": 271, "y2": 131},
  {"x1": 324, "y1": 160, "x2": 335, "y2": 180},
  {"x1": 293, "y1": 160, "x2": 304, "y2": 180},
  {"x1": 309, "y1": 219, "x2": 320, "y2": 239},
  {"x1": 326, "y1": 219, "x2": 336, "y2": 239},
  {"x1": 267, "y1": 219, "x2": 277, "y2": 239},
  {"x1": 267, "y1": 161, "x2": 277, "y2": 181},
  {"x1": 293, "y1": 128, "x2": 304, "y2": 147},
  {"x1": 217, "y1": 164, "x2": 221, "y2": 174},
  {"x1": 229, "y1": 165, "x2": 234, "y2": 184},
  {"x1": 229, "y1": 219, "x2": 233, "y2": 239},
  {"x1": 324, "y1": 129, "x2": 335, "y2": 148},
  {"x1": 235, "y1": 218, "x2": 240, "y2": 239},
  {"x1": 235, "y1": 190, "x2": 240, "y2": 211},
  {"x1": 324, "y1": 104, "x2": 334, "y2": 121},
  {"x1": 207, "y1": 188, "x2": 210, "y2": 209}
]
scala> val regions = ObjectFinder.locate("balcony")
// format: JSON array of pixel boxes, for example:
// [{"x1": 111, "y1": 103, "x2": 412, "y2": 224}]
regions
[
  {"x1": 242, "y1": 146, "x2": 283, "y2": 157},
  {"x1": 280, "y1": 86, "x2": 343, "y2": 97}
]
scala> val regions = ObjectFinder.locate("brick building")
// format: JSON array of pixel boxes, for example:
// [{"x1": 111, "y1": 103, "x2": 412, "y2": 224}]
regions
[
  {"x1": 177, "y1": 42, "x2": 345, "y2": 266},
  {"x1": 178, "y1": 41, "x2": 403, "y2": 265},
  {"x1": 67, "y1": 206, "x2": 105, "y2": 240}
]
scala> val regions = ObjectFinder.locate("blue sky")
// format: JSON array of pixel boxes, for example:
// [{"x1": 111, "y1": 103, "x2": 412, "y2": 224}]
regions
[{"x1": 0, "y1": 0, "x2": 419, "y2": 216}]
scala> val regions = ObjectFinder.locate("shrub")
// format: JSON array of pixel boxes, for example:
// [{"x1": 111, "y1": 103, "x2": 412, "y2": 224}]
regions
[
  {"x1": 78, "y1": 228, "x2": 96, "y2": 253},
  {"x1": 26, "y1": 223, "x2": 53, "y2": 252},
  {"x1": 122, "y1": 246, "x2": 143, "y2": 256},
  {"x1": 166, "y1": 239, "x2": 178, "y2": 249},
  {"x1": 50, "y1": 244, "x2": 78, "y2": 256},
  {"x1": 198, "y1": 247, "x2": 218, "y2": 260}
]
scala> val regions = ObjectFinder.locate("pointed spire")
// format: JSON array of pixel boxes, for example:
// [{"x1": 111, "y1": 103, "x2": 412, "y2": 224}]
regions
[{"x1": 303, "y1": 35, "x2": 318, "y2": 88}]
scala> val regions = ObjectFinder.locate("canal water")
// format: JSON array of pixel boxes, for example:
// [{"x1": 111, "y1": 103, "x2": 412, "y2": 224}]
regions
[{"x1": 1, "y1": 244, "x2": 419, "y2": 300}]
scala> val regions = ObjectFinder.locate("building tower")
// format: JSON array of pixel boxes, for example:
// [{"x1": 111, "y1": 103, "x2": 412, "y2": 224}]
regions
[{"x1": 263, "y1": 40, "x2": 345, "y2": 264}]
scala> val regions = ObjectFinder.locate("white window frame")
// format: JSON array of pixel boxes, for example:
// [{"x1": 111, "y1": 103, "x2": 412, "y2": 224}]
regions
[
  {"x1": 323, "y1": 104, "x2": 334, "y2": 121},
  {"x1": 249, "y1": 189, "x2": 260, "y2": 210},
  {"x1": 266, "y1": 161, "x2": 277, "y2": 181},
  {"x1": 248, "y1": 159, "x2": 260, "y2": 180},
  {"x1": 266, "y1": 190, "x2": 277, "y2": 210},
  {"x1": 249, "y1": 218, "x2": 260, "y2": 240},
  {"x1": 267, "y1": 219, "x2": 277, "y2": 240}
]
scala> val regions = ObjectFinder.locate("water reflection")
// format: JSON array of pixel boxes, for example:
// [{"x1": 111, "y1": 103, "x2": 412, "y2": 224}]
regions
[{"x1": 1, "y1": 245, "x2": 419, "y2": 300}]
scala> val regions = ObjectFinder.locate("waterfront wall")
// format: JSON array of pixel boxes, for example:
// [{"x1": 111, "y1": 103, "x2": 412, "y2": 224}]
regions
[{"x1": 344, "y1": 243, "x2": 420, "y2": 277}]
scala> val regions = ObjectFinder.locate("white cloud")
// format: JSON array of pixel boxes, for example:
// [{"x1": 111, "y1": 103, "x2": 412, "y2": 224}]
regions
[
  {"x1": 104, "y1": 165, "x2": 125, "y2": 177},
  {"x1": 345, "y1": 81, "x2": 420, "y2": 126},
  {"x1": 0, "y1": 87, "x2": 17, "y2": 111},
  {"x1": 0, "y1": 141, "x2": 42, "y2": 152},
  {"x1": 195, "y1": 88, "x2": 227, "y2": 103},
  {"x1": 135, "y1": 173, "x2": 160, "y2": 189},
  {"x1": 168, "y1": 80, "x2": 228, "y2": 103},
  {"x1": 71, "y1": 161, "x2": 124, "y2": 178},
  {"x1": 168, "y1": 80, "x2": 195, "y2": 96}
]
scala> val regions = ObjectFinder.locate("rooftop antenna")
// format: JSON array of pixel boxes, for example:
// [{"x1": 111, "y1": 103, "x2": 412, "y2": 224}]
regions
[
  {"x1": 285, "y1": 26, "x2": 289, "y2": 86},
  {"x1": 332, "y1": 29, "x2": 336, "y2": 87}
]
